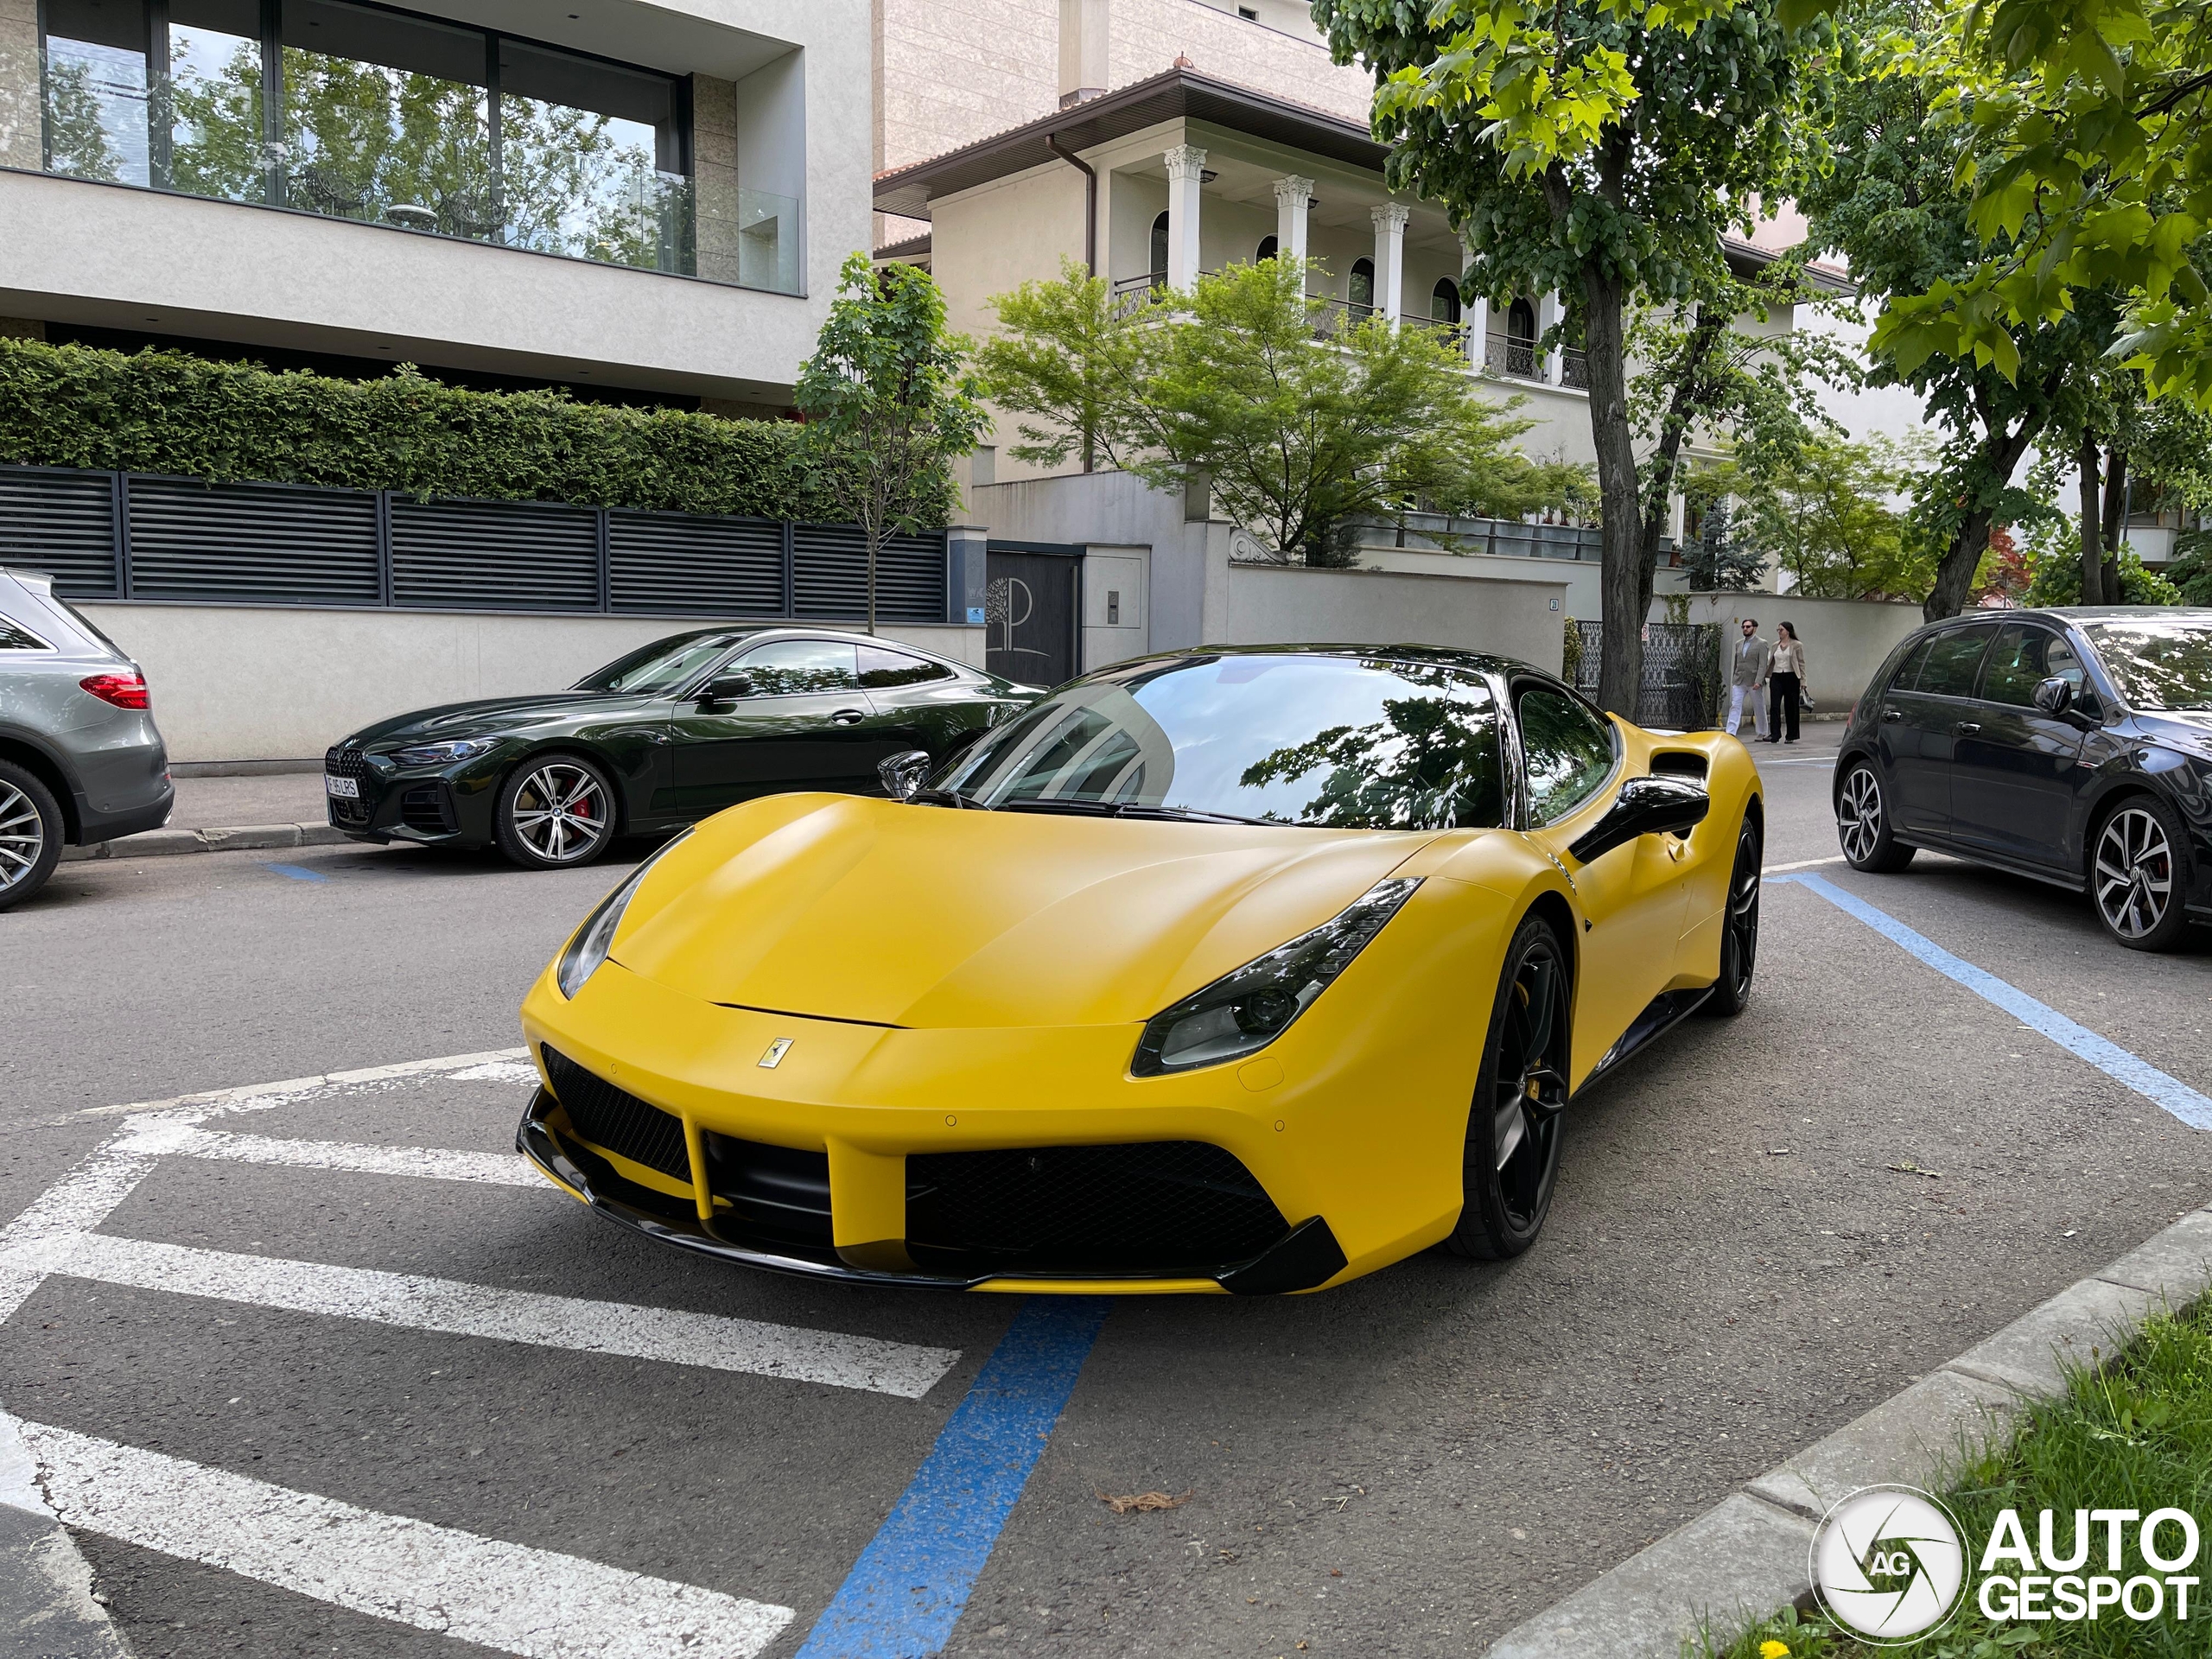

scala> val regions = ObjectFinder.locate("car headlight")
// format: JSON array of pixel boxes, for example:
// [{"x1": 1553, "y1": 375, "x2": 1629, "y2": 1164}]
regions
[
  {"x1": 1131, "y1": 878, "x2": 1424, "y2": 1077},
  {"x1": 555, "y1": 831, "x2": 691, "y2": 1000},
  {"x1": 390, "y1": 738, "x2": 501, "y2": 766}
]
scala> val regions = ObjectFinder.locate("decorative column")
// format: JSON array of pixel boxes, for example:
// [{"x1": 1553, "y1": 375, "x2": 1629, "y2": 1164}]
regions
[
  {"x1": 1371, "y1": 203, "x2": 1410, "y2": 326},
  {"x1": 1272, "y1": 175, "x2": 1313, "y2": 264},
  {"x1": 1164, "y1": 144, "x2": 1207, "y2": 291},
  {"x1": 1536, "y1": 290, "x2": 1566, "y2": 384},
  {"x1": 1465, "y1": 291, "x2": 1491, "y2": 371}
]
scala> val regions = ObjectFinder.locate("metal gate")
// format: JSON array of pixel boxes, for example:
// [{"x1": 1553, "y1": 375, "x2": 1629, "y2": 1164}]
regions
[
  {"x1": 984, "y1": 544, "x2": 1080, "y2": 690},
  {"x1": 1569, "y1": 620, "x2": 1721, "y2": 730}
]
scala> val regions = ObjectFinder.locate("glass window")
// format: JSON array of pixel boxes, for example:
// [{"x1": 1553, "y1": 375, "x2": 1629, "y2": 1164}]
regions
[
  {"x1": 1889, "y1": 634, "x2": 1936, "y2": 693},
  {"x1": 0, "y1": 616, "x2": 53, "y2": 650},
  {"x1": 1518, "y1": 687, "x2": 1615, "y2": 824},
  {"x1": 166, "y1": 0, "x2": 265, "y2": 203},
  {"x1": 1431, "y1": 277, "x2": 1460, "y2": 324},
  {"x1": 734, "y1": 639, "x2": 861, "y2": 696},
  {"x1": 574, "y1": 629, "x2": 750, "y2": 695},
  {"x1": 1349, "y1": 257, "x2": 1375, "y2": 311},
  {"x1": 499, "y1": 39, "x2": 690, "y2": 272},
  {"x1": 1979, "y1": 625, "x2": 2083, "y2": 707},
  {"x1": 859, "y1": 645, "x2": 954, "y2": 689},
  {"x1": 1916, "y1": 629, "x2": 1993, "y2": 697},
  {"x1": 939, "y1": 654, "x2": 1505, "y2": 830},
  {"x1": 1256, "y1": 233, "x2": 1277, "y2": 262},
  {"x1": 278, "y1": 1, "x2": 491, "y2": 236},
  {"x1": 1149, "y1": 211, "x2": 1168, "y2": 278},
  {"x1": 43, "y1": 0, "x2": 151, "y2": 186},
  {"x1": 2085, "y1": 620, "x2": 2212, "y2": 711}
]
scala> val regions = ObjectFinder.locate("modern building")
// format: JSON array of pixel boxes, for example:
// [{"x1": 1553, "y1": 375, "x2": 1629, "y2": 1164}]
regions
[{"x1": 0, "y1": 1, "x2": 1004, "y2": 764}]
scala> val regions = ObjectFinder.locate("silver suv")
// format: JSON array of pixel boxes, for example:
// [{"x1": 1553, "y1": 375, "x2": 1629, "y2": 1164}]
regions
[{"x1": 0, "y1": 568, "x2": 173, "y2": 910}]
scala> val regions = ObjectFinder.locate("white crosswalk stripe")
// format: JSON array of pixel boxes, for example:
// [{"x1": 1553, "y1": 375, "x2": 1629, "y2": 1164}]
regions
[
  {"x1": 9, "y1": 1231, "x2": 958, "y2": 1399},
  {"x1": 113, "y1": 1122, "x2": 546, "y2": 1185},
  {"x1": 14, "y1": 1415, "x2": 796, "y2": 1659}
]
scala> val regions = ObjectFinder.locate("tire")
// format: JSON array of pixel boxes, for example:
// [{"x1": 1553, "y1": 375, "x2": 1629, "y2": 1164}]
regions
[
  {"x1": 1700, "y1": 814, "x2": 1762, "y2": 1017},
  {"x1": 493, "y1": 753, "x2": 617, "y2": 871},
  {"x1": 0, "y1": 760, "x2": 63, "y2": 912},
  {"x1": 1835, "y1": 760, "x2": 1915, "y2": 873},
  {"x1": 1446, "y1": 913, "x2": 1571, "y2": 1262},
  {"x1": 2089, "y1": 794, "x2": 2193, "y2": 952}
]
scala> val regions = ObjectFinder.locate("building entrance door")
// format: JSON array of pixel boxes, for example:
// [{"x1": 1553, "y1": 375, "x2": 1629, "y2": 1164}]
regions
[{"x1": 984, "y1": 546, "x2": 1079, "y2": 689}]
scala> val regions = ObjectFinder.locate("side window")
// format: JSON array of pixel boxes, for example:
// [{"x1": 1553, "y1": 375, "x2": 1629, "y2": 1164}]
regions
[
  {"x1": 1890, "y1": 634, "x2": 1937, "y2": 692},
  {"x1": 2044, "y1": 633, "x2": 2086, "y2": 691},
  {"x1": 1980, "y1": 625, "x2": 2064, "y2": 706},
  {"x1": 1517, "y1": 687, "x2": 1615, "y2": 824},
  {"x1": 858, "y1": 645, "x2": 955, "y2": 689},
  {"x1": 1916, "y1": 630, "x2": 1992, "y2": 698},
  {"x1": 733, "y1": 639, "x2": 860, "y2": 696},
  {"x1": 0, "y1": 616, "x2": 51, "y2": 650}
]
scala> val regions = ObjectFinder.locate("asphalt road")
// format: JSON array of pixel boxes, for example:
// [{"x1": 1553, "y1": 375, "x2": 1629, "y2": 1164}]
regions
[{"x1": 4, "y1": 733, "x2": 2210, "y2": 1659}]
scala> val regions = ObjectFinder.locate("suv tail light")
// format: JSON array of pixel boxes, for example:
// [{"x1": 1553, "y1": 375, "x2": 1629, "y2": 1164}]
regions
[{"x1": 79, "y1": 671, "x2": 149, "y2": 709}]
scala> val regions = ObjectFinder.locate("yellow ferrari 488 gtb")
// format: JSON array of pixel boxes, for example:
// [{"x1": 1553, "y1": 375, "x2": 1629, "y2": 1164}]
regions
[{"x1": 517, "y1": 645, "x2": 1763, "y2": 1294}]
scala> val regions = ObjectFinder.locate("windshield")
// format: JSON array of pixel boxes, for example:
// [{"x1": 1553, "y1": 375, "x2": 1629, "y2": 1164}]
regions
[
  {"x1": 2086, "y1": 620, "x2": 2212, "y2": 711},
  {"x1": 573, "y1": 630, "x2": 753, "y2": 695},
  {"x1": 937, "y1": 653, "x2": 1505, "y2": 830}
]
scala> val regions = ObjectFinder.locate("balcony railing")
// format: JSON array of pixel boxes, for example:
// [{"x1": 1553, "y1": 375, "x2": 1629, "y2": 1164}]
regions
[
  {"x1": 1484, "y1": 332, "x2": 1543, "y2": 382},
  {"x1": 1560, "y1": 346, "x2": 1589, "y2": 390}
]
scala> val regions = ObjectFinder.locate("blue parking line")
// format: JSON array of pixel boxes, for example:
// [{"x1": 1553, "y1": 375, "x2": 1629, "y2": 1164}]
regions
[
  {"x1": 259, "y1": 862, "x2": 329, "y2": 883},
  {"x1": 796, "y1": 1297, "x2": 1110, "y2": 1659},
  {"x1": 1774, "y1": 872, "x2": 2212, "y2": 1130}
]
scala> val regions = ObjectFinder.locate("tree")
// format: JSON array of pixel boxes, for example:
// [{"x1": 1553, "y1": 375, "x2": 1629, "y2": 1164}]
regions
[
  {"x1": 979, "y1": 259, "x2": 1578, "y2": 563},
  {"x1": 1718, "y1": 433, "x2": 1937, "y2": 600},
  {"x1": 1315, "y1": 0, "x2": 1838, "y2": 715},
  {"x1": 1799, "y1": 2, "x2": 2109, "y2": 621},
  {"x1": 794, "y1": 255, "x2": 989, "y2": 634},
  {"x1": 1678, "y1": 477, "x2": 1770, "y2": 589}
]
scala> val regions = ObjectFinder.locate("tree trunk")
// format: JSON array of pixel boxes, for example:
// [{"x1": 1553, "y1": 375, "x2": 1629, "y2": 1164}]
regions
[
  {"x1": 1580, "y1": 269, "x2": 1644, "y2": 718},
  {"x1": 866, "y1": 522, "x2": 880, "y2": 636},
  {"x1": 2100, "y1": 443, "x2": 2127, "y2": 600},
  {"x1": 1923, "y1": 419, "x2": 2040, "y2": 622},
  {"x1": 2078, "y1": 433, "x2": 2106, "y2": 607}
]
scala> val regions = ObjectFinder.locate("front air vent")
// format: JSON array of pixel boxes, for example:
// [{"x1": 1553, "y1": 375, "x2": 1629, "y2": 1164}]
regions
[{"x1": 539, "y1": 1046, "x2": 691, "y2": 1182}]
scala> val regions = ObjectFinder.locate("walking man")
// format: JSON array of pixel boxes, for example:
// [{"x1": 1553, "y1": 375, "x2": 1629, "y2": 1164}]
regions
[{"x1": 1726, "y1": 617, "x2": 1770, "y2": 739}]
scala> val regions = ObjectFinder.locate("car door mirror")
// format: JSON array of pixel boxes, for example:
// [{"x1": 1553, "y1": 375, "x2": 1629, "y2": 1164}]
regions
[
  {"x1": 2032, "y1": 676, "x2": 2074, "y2": 716},
  {"x1": 1567, "y1": 774, "x2": 1711, "y2": 866},
  {"x1": 697, "y1": 674, "x2": 753, "y2": 704},
  {"x1": 878, "y1": 749, "x2": 932, "y2": 800}
]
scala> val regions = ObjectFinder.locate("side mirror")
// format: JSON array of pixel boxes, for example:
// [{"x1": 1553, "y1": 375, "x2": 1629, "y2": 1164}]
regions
[
  {"x1": 698, "y1": 674, "x2": 752, "y2": 704},
  {"x1": 2032, "y1": 676, "x2": 2074, "y2": 716},
  {"x1": 1567, "y1": 774, "x2": 1711, "y2": 866},
  {"x1": 879, "y1": 749, "x2": 932, "y2": 800}
]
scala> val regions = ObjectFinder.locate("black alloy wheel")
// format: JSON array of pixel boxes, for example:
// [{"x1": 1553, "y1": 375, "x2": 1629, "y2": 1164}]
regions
[
  {"x1": 0, "y1": 760, "x2": 61, "y2": 912},
  {"x1": 1835, "y1": 760, "x2": 1916, "y2": 873},
  {"x1": 1701, "y1": 816, "x2": 1762, "y2": 1017},
  {"x1": 2090, "y1": 795, "x2": 2191, "y2": 952},
  {"x1": 493, "y1": 753, "x2": 615, "y2": 871},
  {"x1": 1448, "y1": 913, "x2": 1571, "y2": 1261}
]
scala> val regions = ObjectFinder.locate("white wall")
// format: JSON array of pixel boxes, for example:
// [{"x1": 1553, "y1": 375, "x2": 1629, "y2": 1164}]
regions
[
  {"x1": 1216, "y1": 560, "x2": 1569, "y2": 676},
  {"x1": 88, "y1": 604, "x2": 984, "y2": 763},
  {"x1": 1666, "y1": 592, "x2": 1923, "y2": 712}
]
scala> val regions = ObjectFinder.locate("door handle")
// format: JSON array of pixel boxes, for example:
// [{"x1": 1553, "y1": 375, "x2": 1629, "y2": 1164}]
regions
[
  {"x1": 1882, "y1": 708, "x2": 1903, "y2": 722},
  {"x1": 1956, "y1": 721, "x2": 1981, "y2": 735},
  {"x1": 830, "y1": 709, "x2": 867, "y2": 726}
]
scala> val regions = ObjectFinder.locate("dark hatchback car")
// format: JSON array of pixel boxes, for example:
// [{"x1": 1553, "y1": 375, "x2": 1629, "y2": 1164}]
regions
[
  {"x1": 327, "y1": 627, "x2": 1038, "y2": 869},
  {"x1": 1833, "y1": 607, "x2": 2212, "y2": 950}
]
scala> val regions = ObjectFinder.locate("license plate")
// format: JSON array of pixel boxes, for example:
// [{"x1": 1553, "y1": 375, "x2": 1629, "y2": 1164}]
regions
[{"x1": 324, "y1": 774, "x2": 359, "y2": 799}]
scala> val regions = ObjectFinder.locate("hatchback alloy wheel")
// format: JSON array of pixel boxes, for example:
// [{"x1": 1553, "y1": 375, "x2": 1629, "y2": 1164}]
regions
[
  {"x1": 2094, "y1": 804, "x2": 2176, "y2": 944},
  {"x1": 510, "y1": 762, "x2": 609, "y2": 865},
  {"x1": 1837, "y1": 766, "x2": 1881, "y2": 864}
]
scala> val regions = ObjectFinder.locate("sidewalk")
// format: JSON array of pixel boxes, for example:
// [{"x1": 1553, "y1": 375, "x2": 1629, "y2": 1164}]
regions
[{"x1": 63, "y1": 772, "x2": 341, "y2": 863}]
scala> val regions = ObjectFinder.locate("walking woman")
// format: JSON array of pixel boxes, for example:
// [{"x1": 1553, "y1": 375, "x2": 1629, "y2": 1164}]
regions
[{"x1": 1766, "y1": 621, "x2": 1808, "y2": 744}]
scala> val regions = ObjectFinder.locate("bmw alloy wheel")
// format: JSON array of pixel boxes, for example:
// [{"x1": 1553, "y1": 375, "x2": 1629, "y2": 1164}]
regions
[
  {"x1": 2094, "y1": 806, "x2": 2173, "y2": 942},
  {"x1": 0, "y1": 778, "x2": 44, "y2": 892},
  {"x1": 511, "y1": 761, "x2": 610, "y2": 864}
]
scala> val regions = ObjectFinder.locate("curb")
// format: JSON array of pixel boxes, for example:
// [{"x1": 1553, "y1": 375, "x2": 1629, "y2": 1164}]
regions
[
  {"x1": 60, "y1": 823, "x2": 346, "y2": 862},
  {"x1": 1483, "y1": 1206, "x2": 2212, "y2": 1657}
]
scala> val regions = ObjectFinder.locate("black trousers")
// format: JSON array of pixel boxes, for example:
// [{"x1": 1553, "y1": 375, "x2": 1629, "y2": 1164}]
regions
[{"x1": 1768, "y1": 671, "x2": 1801, "y2": 741}]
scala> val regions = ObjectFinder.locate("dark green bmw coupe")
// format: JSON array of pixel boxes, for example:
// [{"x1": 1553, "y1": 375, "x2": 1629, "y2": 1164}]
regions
[{"x1": 324, "y1": 627, "x2": 1039, "y2": 869}]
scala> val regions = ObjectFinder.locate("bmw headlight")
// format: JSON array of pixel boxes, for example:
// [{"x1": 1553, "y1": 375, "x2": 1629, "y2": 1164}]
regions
[
  {"x1": 555, "y1": 831, "x2": 691, "y2": 1000},
  {"x1": 1131, "y1": 878, "x2": 1424, "y2": 1076},
  {"x1": 391, "y1": 738, "x2": 501, "y2": 766}
]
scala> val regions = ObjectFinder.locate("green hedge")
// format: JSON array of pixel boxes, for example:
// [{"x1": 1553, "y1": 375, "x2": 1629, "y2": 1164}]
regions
[{"x1": 0, "y1": 337, "x2": 954, "y2": 525}]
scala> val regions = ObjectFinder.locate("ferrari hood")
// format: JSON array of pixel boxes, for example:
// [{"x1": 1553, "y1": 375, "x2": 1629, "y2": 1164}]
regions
[{"x1": 609, "y1": 795, "x2": 1441, "y2": 1030}]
